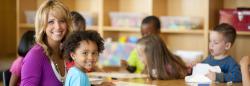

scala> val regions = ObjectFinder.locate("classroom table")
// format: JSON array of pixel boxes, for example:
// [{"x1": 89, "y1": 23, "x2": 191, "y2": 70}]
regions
[
  {"x1": 91, "y1": 66, "x2": 244, "y2": 86},
  {"x1": 88, "y1": 72, "x2": 242, "y2": 86},
  {"x1": 117, "y1": 78, "x2": 242, "y2": 86}
]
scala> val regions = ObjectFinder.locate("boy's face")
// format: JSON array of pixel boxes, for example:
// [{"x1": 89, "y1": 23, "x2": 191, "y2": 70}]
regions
[
  {"x1": 209, "y1": 31, "x2": 231, "y2": 56},
  {"x1": 70, "y1": 40, "x2": 99, "y2": 71},
  {"x1": 141, "y1": 23, "x2": 158, "y2": 37}
]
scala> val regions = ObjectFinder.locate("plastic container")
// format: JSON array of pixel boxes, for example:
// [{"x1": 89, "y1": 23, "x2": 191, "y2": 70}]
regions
[
  {"x1": 109, "y1": 12, "x2": 147, "y2": 28},
  {"x1": 79, "y1": 12, "x2": 96, "y2": 26},
  {"x1": 25, "y1": 11, "x2": 36, "y2": 24},
  {"x1": 160, "y1": 16, "x2": 202, "y2": 30}
]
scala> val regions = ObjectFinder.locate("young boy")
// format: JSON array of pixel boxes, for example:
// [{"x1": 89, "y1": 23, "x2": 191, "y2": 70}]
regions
[
  {"x1": 121, "y1": 16, "x2": 161, "y2": 73},
  {"x1": 203, "y1": 23, "x2": 242, "y2": 82},
  {"x1": 240, "y1": 56, "x2": 250, "y2": 85}
]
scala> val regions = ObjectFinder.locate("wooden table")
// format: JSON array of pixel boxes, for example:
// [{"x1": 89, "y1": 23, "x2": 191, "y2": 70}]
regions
[
  {"x1": 115, "y1": 78, "x2": 242, "y2": 86},
  {"x1": 88, "y1": 72, "x2": 242, "y2": 86}
]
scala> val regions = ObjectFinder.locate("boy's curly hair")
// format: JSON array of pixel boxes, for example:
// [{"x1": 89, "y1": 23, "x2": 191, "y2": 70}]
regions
[{"x1": 62, "y1": 30, "x2": 104, "y2": 60}]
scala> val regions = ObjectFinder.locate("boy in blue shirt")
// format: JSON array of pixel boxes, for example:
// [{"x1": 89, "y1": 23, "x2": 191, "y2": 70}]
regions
[{"x1": 203, "y1": 23, "x2": 242, "y2": 82}]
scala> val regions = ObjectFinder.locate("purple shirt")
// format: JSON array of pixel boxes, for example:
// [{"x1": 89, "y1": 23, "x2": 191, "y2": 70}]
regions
[{"x1": 21, "y1": 44, "x2": 63, "y2": 86}]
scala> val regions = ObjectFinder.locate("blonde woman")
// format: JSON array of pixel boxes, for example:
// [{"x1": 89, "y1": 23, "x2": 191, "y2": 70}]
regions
[{"x1": 21, "y1": 0, "x2": 72, "y2": 86}]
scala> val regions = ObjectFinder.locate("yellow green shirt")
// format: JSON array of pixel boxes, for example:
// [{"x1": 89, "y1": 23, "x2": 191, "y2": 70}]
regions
[{"x1": 127, "y1": 49, "x2": 145, "y2": 73}]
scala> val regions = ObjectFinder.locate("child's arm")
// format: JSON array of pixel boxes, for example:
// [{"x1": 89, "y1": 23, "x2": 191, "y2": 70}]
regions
[
  {"x1": 120, "y1": 59, "x2": 137, "y2": 73},
  {"x1": 123, "y1": 49, "x2": 138, "y2": 73},
  {"x1": 216, "y1": 60, "x2": 242, "y2": 82},
  {"x1": 9, "y1": 57, "x2": 22, "y2": 86},
  {"x1": 9, "y1": 74, "x2": 19, "y2": 86},
  {"x1": 240, "y1": 56, "x2": 250, "y2": 86}
]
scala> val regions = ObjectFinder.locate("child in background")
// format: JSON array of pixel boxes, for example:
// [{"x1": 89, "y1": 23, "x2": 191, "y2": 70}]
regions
[
  {"x1": 240, "y1": 56, "x2": 250, "y2": 86},
  {"x1": 136, "y1": 35, "x2": 188, "y2": 80},
  {"x1": 71, "y1": 11, "x2": 86, "y2": 31},
  {"x1": 66, "y1": 11, "x2": 86, "y2": 70},
  {"x1": 203, "y1": 23, "x2": 242, "y2": 82},
  {"x1": 121, "y1": 16, "x2": 161, "y2": 73},
  {"x1": 9, "y1": 30, "x2": 35, "y2": 86},
  {"x1": 63, "y1": 31, "x2": 113, "y2": 86}
]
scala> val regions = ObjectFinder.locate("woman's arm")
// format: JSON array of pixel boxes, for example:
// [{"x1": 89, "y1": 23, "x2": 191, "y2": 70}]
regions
[
  {"x1": 21, "y1": 49, "x2": 45, "y2": 86},
  {"x1": 240, "y1": 56, "x2": 250, "y2": 86}
]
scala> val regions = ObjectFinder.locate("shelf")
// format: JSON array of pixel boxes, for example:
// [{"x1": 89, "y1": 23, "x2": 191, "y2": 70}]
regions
[
  {"x1": 20, "y1": 23, "x2": 98, "y2": 31},
  {"x1": 86, "y1": 26, "x2": 98, "y2": 31},
  {"x1": 161, "y1": 29, "x2": 204, "y2": 35},
  {"x1": 103, "y1": 26, "x2": 140, "y2": 32},
  {"x1": 103, "y1": 26, "x2": 203, "y2": 34},
  {"x1": 237, "y1": 31, "x2": 250, "y2": 36},
  {"x1": 20, "y1": 23, "x2": 34, "y2": 28}
]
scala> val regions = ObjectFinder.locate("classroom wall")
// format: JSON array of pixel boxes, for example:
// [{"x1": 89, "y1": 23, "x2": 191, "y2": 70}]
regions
[{"x1": 0, "y1": 0, "x2": 16, "y2": 56}]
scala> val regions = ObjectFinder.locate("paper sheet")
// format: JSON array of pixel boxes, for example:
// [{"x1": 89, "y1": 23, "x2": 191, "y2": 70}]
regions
[{"x1": 185, "y1": 63, "x2": 221, "y2": 83}]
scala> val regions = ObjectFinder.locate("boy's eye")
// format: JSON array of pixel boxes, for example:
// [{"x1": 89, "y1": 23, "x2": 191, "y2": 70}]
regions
[{"x1": 214, "y1": 41, "x2": 219, "y2": 44}]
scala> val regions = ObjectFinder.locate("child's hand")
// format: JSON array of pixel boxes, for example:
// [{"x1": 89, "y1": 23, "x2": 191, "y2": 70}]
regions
[
  {"x1": 186, "y1": 63, "x2": 194, "y2": 75},
  {"x1": 120, "y1": 59, "x2": 128, "y2": 69},
  {"x1": 187, "y1": 62, "x2": 196, "y2": 68},
  {"x1": 240, "y1": 56, "x2": 250, "y2": 67},
  {"x1": 205, "y1": 71, "x2": 216, "y2": 81}
]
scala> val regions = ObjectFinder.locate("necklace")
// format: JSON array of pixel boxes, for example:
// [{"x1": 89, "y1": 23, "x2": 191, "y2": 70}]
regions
[{"x1": 51, "y1": 59, "x2": 66, "y2": 84}]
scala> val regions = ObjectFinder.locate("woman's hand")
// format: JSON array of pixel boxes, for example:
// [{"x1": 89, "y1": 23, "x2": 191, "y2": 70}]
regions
[{"x1": 240, "y1": 56, "x2": 250, "y2": 68}]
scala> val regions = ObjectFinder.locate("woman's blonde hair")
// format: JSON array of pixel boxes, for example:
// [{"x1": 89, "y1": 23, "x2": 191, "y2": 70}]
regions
[
  {"x1": 35, "y1": 0, "x2": 72, "y2": 56},
  {"x1": 137, "y1": 35, "x2": 188, "y2": 80}
]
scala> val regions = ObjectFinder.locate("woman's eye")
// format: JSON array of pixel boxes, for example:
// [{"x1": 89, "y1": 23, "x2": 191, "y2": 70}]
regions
[
  {"x1": 59, "y1": 20, "x2": 65, "y2": 23},
  {"x1": 48, "y1": 20, "x2": 54, "y2": 24}
]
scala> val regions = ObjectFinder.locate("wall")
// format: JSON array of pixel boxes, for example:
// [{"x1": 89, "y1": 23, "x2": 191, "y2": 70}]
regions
[{"x1": 0, "y1": 0, "x2": 16, "y2": 57}]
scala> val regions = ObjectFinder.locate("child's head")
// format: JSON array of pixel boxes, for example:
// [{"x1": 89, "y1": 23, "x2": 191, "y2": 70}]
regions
[
  {"x1": 35, "y1": 0, "x2": 72, "y2": 56},
  {"x1": 209, "y1": 23, "x2": 236, "y2": 56},
  {"x1": 63, "y1": 30, "x2": 104, "y2": 71},
  {"x1": 137, "y1": 35, "x2": 187, "y2": 80},
  {"x1": 140, "y1": 16, "x2": 161, "y2": 37},
  {"x1": 71, "y1": 11, "x2": 86, "y2": 31},
  {"x1": 18, "y1": 30, "x2": 35, "y2": 57}
]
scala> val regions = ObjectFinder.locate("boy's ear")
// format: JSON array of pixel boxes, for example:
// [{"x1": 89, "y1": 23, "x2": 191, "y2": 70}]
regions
[{"x1": 225, "y1": 42, "x2": 232, "y2": 50}]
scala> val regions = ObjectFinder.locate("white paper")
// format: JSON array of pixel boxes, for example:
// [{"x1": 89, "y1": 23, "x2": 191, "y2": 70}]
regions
[{"x1": 185, "y1": 63, "x2": 221, "y2": 83}]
